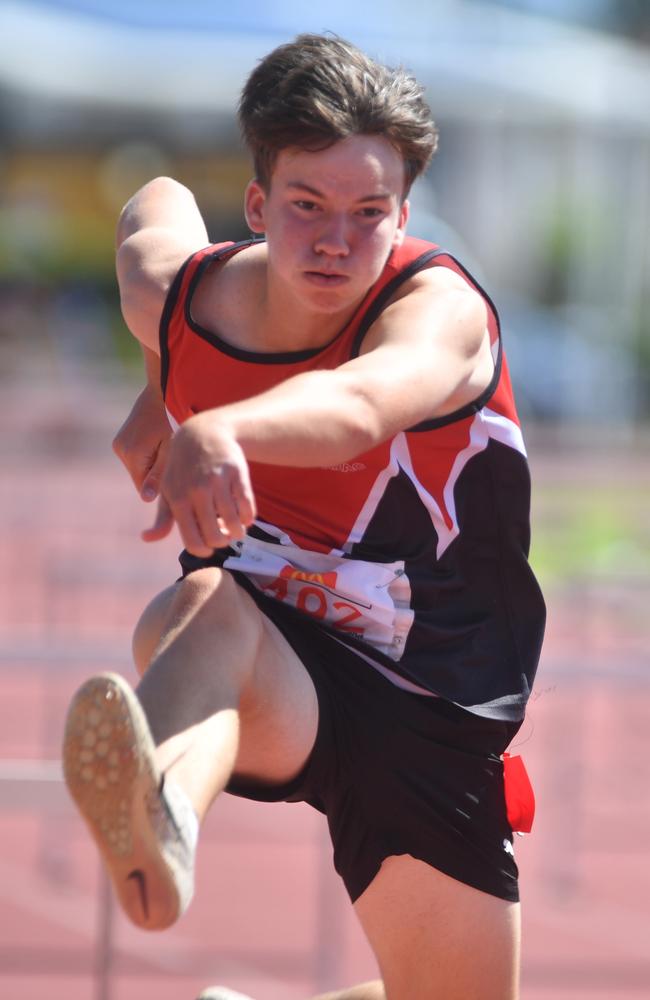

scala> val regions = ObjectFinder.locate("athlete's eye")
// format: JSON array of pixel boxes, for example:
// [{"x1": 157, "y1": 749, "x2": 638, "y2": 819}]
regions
[
  {"x1": 294, "y1": 200, "x2": 319, "y2": 212},
  {"x1": 357, "y1": 207, "x2": 384, "y2": 218}
]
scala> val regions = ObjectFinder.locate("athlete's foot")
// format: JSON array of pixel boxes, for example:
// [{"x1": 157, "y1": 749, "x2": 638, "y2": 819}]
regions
[
  {"x1": 196, "y1": 989, "x2": 255, "y2": 1000},
  {"x1": 63, "y1": 672, "x2": 197, "y2": 930}
]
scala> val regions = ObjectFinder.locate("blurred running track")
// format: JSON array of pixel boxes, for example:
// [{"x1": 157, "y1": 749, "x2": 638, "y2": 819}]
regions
[{"x1": 1, "y1": 371, "x2": 648, "y2": 1000}]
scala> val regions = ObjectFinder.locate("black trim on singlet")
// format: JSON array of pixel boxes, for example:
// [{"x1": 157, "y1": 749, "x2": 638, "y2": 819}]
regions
[
  {"x1": 161, "y1": 241, "x2": 503, "y2": 411},
  {"x1": 159, "y1": 252, "x2": 195, "y2": 398},
  {"x1": 409, "y1": 252, "x2": 504, "y2": 432},
  {"x1": 349, "y1": 248, "x2": 504, "y2": 433},
  {"x1": 185, "y1": 241, "x2": 322, "y2": 364},
  {"x1": 349, "y1": 248, "x2": 444, "y2": 359}
]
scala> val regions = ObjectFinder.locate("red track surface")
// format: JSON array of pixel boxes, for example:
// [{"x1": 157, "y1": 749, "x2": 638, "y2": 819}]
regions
[{"x1": 1, "y1": 375, "x2": 649, "y2": 999}]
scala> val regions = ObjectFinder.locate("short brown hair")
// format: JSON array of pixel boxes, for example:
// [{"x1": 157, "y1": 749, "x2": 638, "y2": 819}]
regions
[{"x1": 238, "y1": 33, "x2": 438, "y2": 195}]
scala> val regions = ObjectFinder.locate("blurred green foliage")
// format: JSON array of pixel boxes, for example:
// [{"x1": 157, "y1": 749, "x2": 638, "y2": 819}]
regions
[{"x1": 530, "y1": 477, "x2": 650, "y2": 586}]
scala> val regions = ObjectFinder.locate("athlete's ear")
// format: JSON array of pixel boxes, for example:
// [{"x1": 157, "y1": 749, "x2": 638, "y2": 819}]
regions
[
  {"x1": 244, "y1": 179, "x2": 267, "y2": 234},
  {"x1": 392, "y1": 199, "x2": 409, "y2": 250}
]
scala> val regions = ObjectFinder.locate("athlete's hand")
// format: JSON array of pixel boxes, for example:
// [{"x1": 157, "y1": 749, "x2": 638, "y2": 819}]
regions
[
  {"x1": 112, "y1": 384, "x2": 172, "y2": 502},
  {"x1": 142, "y1": 412, "x2": 257, "y2": 555}
]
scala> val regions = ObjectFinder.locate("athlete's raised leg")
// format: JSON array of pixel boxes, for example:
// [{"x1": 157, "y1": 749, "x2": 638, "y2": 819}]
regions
[
  {"x1": 354, "y1": 855, "x2": 520, "y2": 1000},
  {"x1": 63, "y1": 566, "x2": 319, "y2": 929}
]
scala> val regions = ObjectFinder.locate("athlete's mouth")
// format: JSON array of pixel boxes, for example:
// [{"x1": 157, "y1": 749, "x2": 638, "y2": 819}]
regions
[{"x1": 304, "y1": 270, "x2": 349, "y2": 284}]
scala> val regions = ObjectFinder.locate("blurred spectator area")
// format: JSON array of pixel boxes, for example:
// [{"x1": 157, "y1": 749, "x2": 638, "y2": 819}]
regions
[{"x1": 0, "y1": 0, "x2": 649, "y2": 425}]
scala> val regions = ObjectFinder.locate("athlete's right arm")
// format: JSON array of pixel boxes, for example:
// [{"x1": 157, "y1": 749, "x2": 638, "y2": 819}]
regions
[
  {"x1": 114, "y1": 178, "x2": 208, "y2": 498},
  {"x1": 115, "y1": 176, "x2": 209, "y2": 352}
]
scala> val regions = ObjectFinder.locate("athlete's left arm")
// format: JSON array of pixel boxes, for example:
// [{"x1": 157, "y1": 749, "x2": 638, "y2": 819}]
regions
[
  {"x1": 220, "y1": 265, "x2": 493, "y2": 460},
  {"x1": 144, "y1": 268, "x2": 493, "y2": 556}
]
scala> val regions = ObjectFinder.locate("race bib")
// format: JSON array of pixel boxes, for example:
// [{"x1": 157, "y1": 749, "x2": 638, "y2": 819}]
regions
[{"x1": 223, "y1": 534, "x2": 414, "y2": 661}]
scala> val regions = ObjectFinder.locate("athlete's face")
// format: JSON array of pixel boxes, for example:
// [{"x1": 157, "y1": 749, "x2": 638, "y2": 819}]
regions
[{"x1": 245, "y1": 134, "x2": 409, "y2": 316}]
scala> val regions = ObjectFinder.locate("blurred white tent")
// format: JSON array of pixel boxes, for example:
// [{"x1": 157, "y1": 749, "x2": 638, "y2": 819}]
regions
[{"x1": 0, "y1": 0, "x2": 649, "y2": 130}]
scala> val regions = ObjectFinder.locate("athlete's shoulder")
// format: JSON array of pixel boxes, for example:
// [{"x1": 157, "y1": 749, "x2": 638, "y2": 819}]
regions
[
  {"x1": 361, "y1": 237, "x2": 489, "y2": 381},
  {"x1": 187, "y1": 239, "x2": 266, "y2": 332},
  {"x1": 388, "y1": 235, "x2": 440, "y2": 269},
  {"x1": 381, "y1": 237, "x2": 482, "y2": 310}
]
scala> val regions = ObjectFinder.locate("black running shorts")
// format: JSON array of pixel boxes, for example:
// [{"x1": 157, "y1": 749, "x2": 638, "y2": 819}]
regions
[{"x1": 209, "y1": 571, "x2": 521, "y2": 905}]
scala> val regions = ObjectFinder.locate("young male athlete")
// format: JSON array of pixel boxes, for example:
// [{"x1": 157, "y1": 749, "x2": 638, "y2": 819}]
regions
[{"x1": 63, "y1": 34, "x2": 545, "y2": 1000}]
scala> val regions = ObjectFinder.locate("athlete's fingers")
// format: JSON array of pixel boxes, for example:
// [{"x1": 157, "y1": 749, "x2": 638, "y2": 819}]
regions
[
  {"x1": 112, "y1": 386, "x2": 174, "y2": 499},
  {"x1": 190, "y1": 487, "x2": 231, "y2": 550},
  {"x1": 232, "y1": 463, "x2": 257, "y2": 527},
  {"x1": 141, "y1": 437, "x2": 170, "y2": 502},
  {"x1": 141, "y1": 495, "x2": 174, "y2": 544},
  {"x1": 168, "y1": 498, "x2": 215, "y2": 558},
  {"x1": 210, "y1": 471, "x2": 247, "y2": 541}
]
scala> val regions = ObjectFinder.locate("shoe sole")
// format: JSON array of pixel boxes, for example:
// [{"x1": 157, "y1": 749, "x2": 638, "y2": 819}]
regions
[{"x1": 62, "y1": 672, "x2": 183, "y2": 930}]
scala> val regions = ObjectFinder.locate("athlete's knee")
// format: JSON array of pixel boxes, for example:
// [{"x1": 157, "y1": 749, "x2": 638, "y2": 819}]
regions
[
  {"x1": 176, "y1": 565, "x2": 222, "y2": 598},
  {"x1": 135, "y1": 567, "x2": 265, "y2": 710},
  {"x1": 132, "y1": 570, "x2": 229, "y2": 676},
  {"x1": 178, "y1": 566, "x2": 262, "y2": 637},
  {"x1": 132, "y1": 584, "x2": 179, "y2": 676}
]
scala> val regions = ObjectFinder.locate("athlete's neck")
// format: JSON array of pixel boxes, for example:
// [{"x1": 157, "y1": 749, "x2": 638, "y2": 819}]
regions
[{"x1": 261, "y1": 272, "x2": 365, "y2": 352}]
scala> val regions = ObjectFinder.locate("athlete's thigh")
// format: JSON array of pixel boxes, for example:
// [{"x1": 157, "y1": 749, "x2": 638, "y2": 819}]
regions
[
  {"x1": 354, "y1": 854, "x2": 521, "y2": 1000},
  {"x1": 133, "y1": 568, "x2": 319, "y2": 788},
  {"x1": 232, "y1": 594, "x2": 320, "y2": 786}
]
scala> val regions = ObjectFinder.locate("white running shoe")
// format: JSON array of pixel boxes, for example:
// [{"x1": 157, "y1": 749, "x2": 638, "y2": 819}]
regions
[
  {"x1": 196, "y1": 990, "x2": 255, "y2": 1000},
  {"x1": 62, "y1": 672, "x2": 197, "y2": 930}
]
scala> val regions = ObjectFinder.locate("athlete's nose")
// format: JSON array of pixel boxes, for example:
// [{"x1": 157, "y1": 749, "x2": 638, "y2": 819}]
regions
[{"x1": 313, "y1": 214, "x2": 351, "y2": 257}]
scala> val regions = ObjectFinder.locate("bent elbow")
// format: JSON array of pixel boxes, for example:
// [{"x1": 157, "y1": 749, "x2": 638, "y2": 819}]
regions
[{"x1": 116, "y1": 177, "x2": 193, "y2": 248}]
